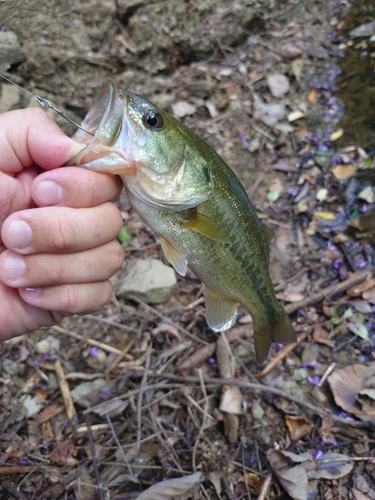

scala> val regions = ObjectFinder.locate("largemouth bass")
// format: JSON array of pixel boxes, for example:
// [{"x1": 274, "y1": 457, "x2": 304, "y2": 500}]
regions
[{"x1": 68, "y1": 79, "x2": 296, "y2": 362}]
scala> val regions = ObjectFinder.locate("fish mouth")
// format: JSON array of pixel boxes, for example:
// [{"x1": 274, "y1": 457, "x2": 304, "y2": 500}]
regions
[{"x1": 67, "y1": 79, "x2": 134, "y2": 172}]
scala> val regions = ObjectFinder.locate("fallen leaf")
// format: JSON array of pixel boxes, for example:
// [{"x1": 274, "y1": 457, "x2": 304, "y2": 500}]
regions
[
  {"x1": 315, "y1": 452, "x2": 353, "y2": 479},
  {"x1": 135, "y1": 471, "x2": 203, "y2": 499},
  {"x1": 313, "y1": 325, "x2": 334, "y2": 347},
  {"x1": 351, "y1": 488, "x2": 372, "y2": 500},
  {"x1": 291, "y1": 58, "x2": 304, "y2": 82},
  {"x1": 358, "y1": 185, "x2": 375, "y2": 203},
  {"x1": 362, "y1": 286, "x2": 375, "y2": 303},
  {"x1": 253, "y1": 94, "x2": 286, "y2": 126},
  {"x1": 280, "y1": 42, "x2": 303, "y2": 59},
  {"x1": 347, "y1": 277, "x2": 375, "y2": 296},
  {"x1": 330, "y1": 129, "x2": 344, "y2": 141},
  {"x1": 314, "y1": 211, "x2": 336, "y2": 220},
  {"x1": 267, "y1": 449, "x2": 309, "y2": 500},
  {"x1": 276, "y1": 291, "x2": 305, "y2": 302},
  {"x1": 285, "y1": 414, "x2": 314, "y2": 440},
  {"x1": 171, "y1": 100, "x2": 197, "y2": 118},
  {"x1": 328, "y1": 364, "x2": 375, "y2": 420},
  {"x1": 238, "y1": 473, "x2": 262, "y2": 493},
  {"x1": 346, "y1": 319, "x2": 370, "y2": 341},
  {"x1": 350, "y1": 22, "x2": 375, "y2": 38},
  {"x1": 271, "y1": 161, "x2": 298, "y2": 172},
  {"x1": 38, "y1": 402, "x2": 58, "y2": 424},
  {"x1": 50, "y1": 439, "x2": 75, "y2": 465},
  {"x1": 307, "y1": 89, "x2": 318, "y2": 104},
  {"x1": 219, "y1": 387, "x2": 243, "y2": 415},
  {"x1": 288, "y1": 110, "x2": 304, "y2": 122},
  {"x1": 330, "y1": 164, "x2": 356, "y2": 181},
  {"x1": 267, "y1": 73, "x2": 290, "y2": 98}
]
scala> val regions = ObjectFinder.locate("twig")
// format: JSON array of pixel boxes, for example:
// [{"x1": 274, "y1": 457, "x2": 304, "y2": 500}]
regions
[
  {"x1": 104, "y1": 339, "x2": 135, "y2": 377},
  {"x1": 105, "y1": 414, "x2": 137, "y2": 480},
  {"x1": 135, "y1": 372, "x2": 371, "y2": 428},
  {"x1": 257, "y1": 472, "x2": 273, "y2": 500},
  {"x1": 83, "y1": 314, "x2": 139, "y2": 332},
  {"x1": 54, "y1": 360, "x2": 77, "y2": 425},
  {"x1": 128, "y1": 295, "x2": 209, "y2": 346},
  {"x1": 284, "y1": 271, "x2": 370, "y2": 315},
  {"x1": 318, "y1": 363, "x2": 336, "y2": 388},
  {"x1": 136, "y1": 354, "x2": 150, "y2": 453},
  {"x1": 254, "y1": 330, "x2": 310, "y2": 379},
  {"x1": 192, "y1": 370, "x2": 210, "y2": 472},
  {"x1": 52, "y1": 325, "x2": 131, "y2": 357},
  {"x1": 86, "y1": 418, "x2": 105, "y2": 500}
]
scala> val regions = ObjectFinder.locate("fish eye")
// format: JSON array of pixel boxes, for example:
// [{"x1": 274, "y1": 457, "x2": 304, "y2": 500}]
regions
[{"x1": 143, "y1": 110, "x2": 164, "y2": 130}]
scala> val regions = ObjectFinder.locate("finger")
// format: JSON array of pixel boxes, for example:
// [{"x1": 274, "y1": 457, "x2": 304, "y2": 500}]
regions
[
  {"x1": 0, "y1": 285, "x2": 64, "y2": 340},
  {"x1": 32, "y1": 167, "x2": 123, "y2": 208},
  {"x1": 1, "y1": 202, "x2": 123, "y2": 254},
  {"x1": 18, "y1": 281, "x2": 114, "y2": 315},
  {"x1": 0, "y1": 241, "x2": 124, "y2": 287},
  {"x1": 0, "y1": 165, "x2": 38, "y2": 229}
]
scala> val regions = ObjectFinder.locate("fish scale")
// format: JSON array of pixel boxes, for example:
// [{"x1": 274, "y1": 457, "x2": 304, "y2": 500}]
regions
[{"x1": 68, "y1": 79, "x2": 296, "y2": 362}]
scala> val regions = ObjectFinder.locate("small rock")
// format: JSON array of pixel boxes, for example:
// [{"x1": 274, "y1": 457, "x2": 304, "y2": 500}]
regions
[
  {"x1": 70, "y1": 379, "x2": 107, "y2": 408},
  {"x1": 36, "y1": 339, "x2": 51, "y2": 354},
  {"x1": 0, "y1": 84, "x2": 20, "y2": 113},
  {"x1": 0, "y1": 31, "x2": 25, "y2": 72},
  {"x1": 251, "y1": 400, "x2": 265, "y2": 420},
  {"x1": 2, "y1": 359, "x2": 18, "y2": 375},
  {"x1": 171, "y1": 100, "x2": 197, "y2": 118},
  {"x1": 267, "y1": 74, "x2": 290, "y2": 98},
  {"x1": 117, "y1": 258, "x2": 176, "y2": 304},
  {"x1": 350, "y1": 22, "x2": 375, "y2": 39}
]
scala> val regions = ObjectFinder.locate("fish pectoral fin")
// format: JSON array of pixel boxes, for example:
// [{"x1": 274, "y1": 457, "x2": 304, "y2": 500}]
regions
[
  {"x1": 160, "y1": 237, "x2": 188, "y2": 276},
  {"x1": 253, "y1": 309, "x2": 296, "y2": 364},
  {"x1": 262, "y1": 223, "x2": 275, "y2": 244},
  {"x1": 205, "y1": 289, "x2": 238, "y2": 331},
  {"x1": 182, "y1": 211, "x2": 231, "y2": 243}
]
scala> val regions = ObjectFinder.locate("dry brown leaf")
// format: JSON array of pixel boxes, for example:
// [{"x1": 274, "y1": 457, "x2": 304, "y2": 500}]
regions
[
  {"x1": 362, "y1": 286, "x2": 375, "y2": 304},
  {"x1": 38, "y1": 402, "x2": 58, "y2": 424},
  {"x1": 328, "y1": 364, "x2": 375, "y2": 421},
  {"x1": 276, "y1": 290, "x2": 305, "y2": 302},
  {"x1": 347, "y1": 277, "x2": 375, "y2": 296},
  {"x1": 267, "y1": 449, "x2": 309, "y2": 500},
  {"x1": 351, "y1": 488, "x2": 372, "y2": 500},
  {"x1": 318, "y1": 417, "x2": 337, "y2": 444},
  {"x1": 330, "y1": 164, "x2": 357, "y2": 180},
  {"x1": 285, "y1": 414, "x2": 314, "y2": 440},
  {"x1": 313, "y1": 325, "x2": 334, "y2": 347},
  {"x1": 307, "y1": 89, "x2": 318, "y2": 104},
  {"x1": 238, "y1": 473, "x2": 262, "y2": 493},
  {"x1": 50, "y1": 439, "x2": 75, "y2": 465},
  {"x1": 219, "y1": 386, "x2": 243, "y2": 415},
  {"x1": 135, "y1": 471, "x2": 203, "y2": 500},
  {"x1": 315, "y1": 452, "x2": 353, "y2": 479}
]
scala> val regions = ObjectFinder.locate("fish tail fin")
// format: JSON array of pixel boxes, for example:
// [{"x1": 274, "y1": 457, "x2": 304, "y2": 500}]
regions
[{"x1": 253, "y1": 308, "x2": 296, "y2": 364}]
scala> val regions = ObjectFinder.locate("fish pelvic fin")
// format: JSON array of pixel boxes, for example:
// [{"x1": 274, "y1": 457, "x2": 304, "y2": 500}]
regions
[
  {"x1": 182, "y1": 211, "x2": 231, "y2": 243},
  {"x1": 160, "y1": 237, "x2": 188, "y2": 276},
  {"x1": 205, "y1": 289, "x2": 238, "y2": 331},
  {"x1": 254, "y1": 309, "x2": 296, "y2": 364}
]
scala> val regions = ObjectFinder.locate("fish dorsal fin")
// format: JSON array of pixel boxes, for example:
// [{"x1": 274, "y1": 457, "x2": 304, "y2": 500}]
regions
[
  {"x1": 262, "y1": 222, "x2": 275, "y2": 244},
  {"x1": 182, "y1": 211, "x2": 231, "y2": 243},
  {"x1": 160, "y1": 237, "x2": 188, "y2": 276},
  {"x1": 205, "y1": 288, "x2": 238, "y2": 332}
]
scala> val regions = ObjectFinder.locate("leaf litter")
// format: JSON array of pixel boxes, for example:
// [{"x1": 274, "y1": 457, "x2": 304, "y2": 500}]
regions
[{"x1": 1, "y1": 0, "x2": 375, "y2": 498}]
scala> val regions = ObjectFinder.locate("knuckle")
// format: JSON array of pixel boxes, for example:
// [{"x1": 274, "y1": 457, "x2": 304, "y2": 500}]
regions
[
  {"x1": 60, "y1": 284, "x2": 80, "y2": 312},
  {"x1": 50, "y1": 211, "x2": 77, "y2": 250}
]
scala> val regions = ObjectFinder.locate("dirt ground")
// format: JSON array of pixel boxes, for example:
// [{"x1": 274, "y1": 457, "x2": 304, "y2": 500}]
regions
[{"x1": 0, "y1": 0, "x2": 375, "y2": 498}]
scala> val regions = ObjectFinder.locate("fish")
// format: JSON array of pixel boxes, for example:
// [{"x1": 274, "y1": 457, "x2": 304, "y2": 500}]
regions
[{"x1": 68, "y1": 79, "x2": 296, "y2": 362}]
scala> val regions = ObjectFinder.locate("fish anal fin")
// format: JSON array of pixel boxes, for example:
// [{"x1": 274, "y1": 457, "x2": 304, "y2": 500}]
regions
[
  {"x1": 182, "y1": 211, "x2": 231, "y2": 243},
  {"x1": 160, "y1": 237, "x2": 188, "y2": 276},
  {"x1": 205, "y1": 289, "x2": 238, "y2": 332},
  {"x1": 262, "y1": 223, "x2": 275, "y2": 244},
  {"x1": 253, "y1": 309, "x2": 296, "y2": 364}
]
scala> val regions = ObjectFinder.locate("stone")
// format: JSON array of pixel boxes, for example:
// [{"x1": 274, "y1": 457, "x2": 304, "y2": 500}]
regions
[
  {"x1": 116, "y1": 258, "x2": 177, "y2": 304},
  {"x1": 0, "y1": 84, "x2": 20, "y2": 113},
  {"x1": 0, "y1": 31, "x2": 25, "y2": 72}
]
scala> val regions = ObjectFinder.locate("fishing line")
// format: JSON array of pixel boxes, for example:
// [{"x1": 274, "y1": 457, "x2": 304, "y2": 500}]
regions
[{"x1": 0, "y1": 73, "x2": 94, "y2": 136}]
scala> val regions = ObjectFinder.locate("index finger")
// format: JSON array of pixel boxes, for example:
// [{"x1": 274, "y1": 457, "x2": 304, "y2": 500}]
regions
[{"x1": 32, "y1": 167, "x2": 123, "y2": 208}]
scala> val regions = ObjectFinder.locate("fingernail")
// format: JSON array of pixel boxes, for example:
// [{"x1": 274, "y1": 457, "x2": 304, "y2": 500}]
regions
[
  {"x1": 37, "y1": 180, "x2": 63, "y2": 206},
  {"x1": 4, "y1": 254, "x2": 26, "y2": 281},
  {"x1": 25, "y1": 287, "x2": 42, "y2": 299},
  {"x1": 7, "y1": 219, "x2": 32, "y2": 249}
]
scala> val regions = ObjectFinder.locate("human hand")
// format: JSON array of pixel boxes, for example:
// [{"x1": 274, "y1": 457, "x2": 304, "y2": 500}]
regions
[{"x1": 0, "y1": 108, "x2": 124, "y2": 339}]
